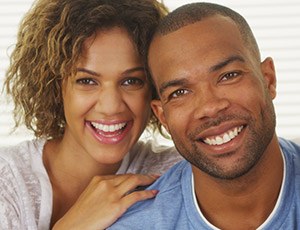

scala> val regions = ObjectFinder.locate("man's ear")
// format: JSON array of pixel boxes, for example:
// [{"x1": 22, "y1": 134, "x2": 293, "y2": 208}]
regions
[
  {"x1": 261, "y1": 57, "x2": 277, "y2": 99},
  {"x1": 151, "y1": 99, "x2": 169, "y2": 133}
]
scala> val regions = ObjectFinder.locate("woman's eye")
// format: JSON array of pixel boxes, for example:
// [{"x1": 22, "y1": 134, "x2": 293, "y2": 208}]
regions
[
  {"x1": 76, "y1": 78, "x2": 96, "y2": 85},
  {"x1": 122, "y1": 78, "x2": 144, "y2": 89}
]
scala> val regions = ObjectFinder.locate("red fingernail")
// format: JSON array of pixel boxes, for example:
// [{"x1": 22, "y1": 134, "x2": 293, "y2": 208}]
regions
[
  {"x1": 150, "y1": 174, "x2": 161, "y2": 178},
  {"x1": 152, "y1": 190, "x2": 159, "y2": 195}
]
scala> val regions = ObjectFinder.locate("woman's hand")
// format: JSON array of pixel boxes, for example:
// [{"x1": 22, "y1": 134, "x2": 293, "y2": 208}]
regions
[{"x1": 52, "y1": 174, "x2": 159, "y2": 230}]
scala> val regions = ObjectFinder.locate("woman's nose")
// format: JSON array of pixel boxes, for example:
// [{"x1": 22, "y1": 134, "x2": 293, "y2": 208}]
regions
[{"x1": 94, "y1": 86, "x2": 127, "y2": 116}]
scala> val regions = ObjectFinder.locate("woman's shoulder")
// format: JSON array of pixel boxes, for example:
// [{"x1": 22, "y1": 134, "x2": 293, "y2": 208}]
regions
[
  {"x1": 0, "y1": 139, "x2": 50, "y2": 229},
  {"x1": 0, "y1": 139, "x2": 45, "y2": 166},
  {"x1": 0, "y1": 139, "x2": 47, "y2": 181},
  {"x1": 132, "y1": 138, "x2": 179, "y2": 154},
  {"x1": 126, "y1": 139, "x2": 183, "y2": 174}
]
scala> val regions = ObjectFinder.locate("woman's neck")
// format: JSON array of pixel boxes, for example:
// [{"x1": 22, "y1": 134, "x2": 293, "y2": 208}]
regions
[{"x1": 43, "y1": 138, "x2": 122, "y2": 226}]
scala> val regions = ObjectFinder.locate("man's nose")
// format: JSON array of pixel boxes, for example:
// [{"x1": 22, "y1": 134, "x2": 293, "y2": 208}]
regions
[{"x1": 192, "y1": 85, "x2": 230, "y2": 120}]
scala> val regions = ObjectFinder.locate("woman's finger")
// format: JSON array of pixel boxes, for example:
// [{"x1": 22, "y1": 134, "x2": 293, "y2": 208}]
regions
[
  {"x1": 117, "y1": 174, "x2": 159, "y2": 196},
  {"x1": 118, "y1": 189, "x2": 159, "y2": 214}
]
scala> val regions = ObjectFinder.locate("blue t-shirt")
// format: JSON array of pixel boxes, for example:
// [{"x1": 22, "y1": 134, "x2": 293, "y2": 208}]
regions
[{"x1": 109, "y1": 138, "x2": 300, "y2": 229}]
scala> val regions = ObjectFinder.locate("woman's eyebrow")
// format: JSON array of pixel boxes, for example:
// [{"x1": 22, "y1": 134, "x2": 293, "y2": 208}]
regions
[
  {"x1": 122, "y1": 67, "x2": 145, "y2": 75},
  {"x1": 76, "y1": 68, "x2": 100, "y2": 77},
  {"x1": 76, "y1": 67, "x2": 145, "y2": 77}
]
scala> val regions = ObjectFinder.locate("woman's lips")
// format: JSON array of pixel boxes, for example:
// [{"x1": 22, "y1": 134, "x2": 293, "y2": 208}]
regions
[
  {"x1": 90, "y1": 121, "x2": 127, "y2": 133},
  {"x1": 86, "y1": 120, "x2": 132, "y2": 144}
]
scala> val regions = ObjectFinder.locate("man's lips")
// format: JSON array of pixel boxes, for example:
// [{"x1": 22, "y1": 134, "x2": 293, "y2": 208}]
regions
[{"x1": 199, "y1": 125, "x2": 245, "y2": 146}]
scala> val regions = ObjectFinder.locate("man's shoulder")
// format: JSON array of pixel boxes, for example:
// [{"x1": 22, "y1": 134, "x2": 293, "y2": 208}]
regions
[
  {"x1": 109, "y1": 160, "x2": 191, "y2": 229},
  {"x1": 148, "y1": 159, "x2": 189, "y2": 193},
  {"x1": 133, "y1": 159, "x2": 189, "y2": 208},
  {"x1": 279, "y1": 138, "x2": 300, "y2": 157},
  {"x1": 279, "y1": 138, "x2": 300, "y2": 174}
]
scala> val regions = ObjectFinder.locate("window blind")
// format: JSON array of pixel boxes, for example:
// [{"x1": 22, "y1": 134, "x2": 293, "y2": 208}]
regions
[
  {"x1": 0, "y1": 1, "x2": 34, "y2": 146},
  {"x1": 0, "y1": 0, "x2": 299, "y2": 147}
]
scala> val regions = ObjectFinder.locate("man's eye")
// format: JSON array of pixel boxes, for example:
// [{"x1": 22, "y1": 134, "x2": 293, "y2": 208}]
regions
[
  {"x1": 122, "y1": 78, "x2": 144, "y2": 89},
  {"x1": 76, "y1": 78, "x2": 96, "y2": 85},
  {"x1": 169, "y1": 89, "x2": 189, "y2": 99},
  {"x1": 219, "y1": 72, "x2": 240, "y2": 82}
]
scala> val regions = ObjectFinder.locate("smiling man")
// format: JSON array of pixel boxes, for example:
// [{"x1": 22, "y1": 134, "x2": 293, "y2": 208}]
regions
[{"x1": 109, "y1": 2, "x2": 300, "y2": 229}]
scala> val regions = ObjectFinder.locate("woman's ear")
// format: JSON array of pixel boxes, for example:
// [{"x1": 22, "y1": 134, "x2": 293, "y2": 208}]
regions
[
  {"x1": 261, "y1": 57, "x2": 277, "y2": 99},
  {"x1": 151, "y1": 99, "x2": 169, "y2": 133}
]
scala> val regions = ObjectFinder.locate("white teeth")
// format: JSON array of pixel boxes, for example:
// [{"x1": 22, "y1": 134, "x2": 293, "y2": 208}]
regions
[
  {"x1": 216, "y1": 136, "x2": 223, "y2": 145},
  {"x1": 91, "y1": 122, "x2": 126, "y2": 132},
  {"x1": 229, "y1": 130, "x2": 235, "y2": 139},
  {"x1": 223, "y1": 133, "x2": 230, "y2": 142},
  {"x1": 203, "y1": 126, "x2": 244, "y2": 146}
]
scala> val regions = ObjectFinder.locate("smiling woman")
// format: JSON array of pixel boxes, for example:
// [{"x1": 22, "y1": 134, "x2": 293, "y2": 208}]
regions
[{"x1": 61, "y1": 27, "x2": 152, "y2": 164}]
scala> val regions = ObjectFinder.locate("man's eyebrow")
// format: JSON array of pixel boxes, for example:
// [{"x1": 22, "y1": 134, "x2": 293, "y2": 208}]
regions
[
  {"x1": 209, "y1": 55, "x2": 245, "y2": 72},
  {"x1": 76, "y1": 68, "x2": 99, "y2": 77},
  {"x1": 159, "y1": 78, "x2": 188, "y2": 95}
]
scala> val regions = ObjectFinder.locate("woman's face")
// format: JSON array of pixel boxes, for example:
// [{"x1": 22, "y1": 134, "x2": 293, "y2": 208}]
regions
[{"x1": 62, "y1": 27, "x2": 151, "y2": 165}]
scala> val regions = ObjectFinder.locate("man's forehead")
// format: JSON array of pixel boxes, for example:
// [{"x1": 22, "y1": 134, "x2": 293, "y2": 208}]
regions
[{"x1": 150, "y1": 15, "x2": 240, "y2": 54}]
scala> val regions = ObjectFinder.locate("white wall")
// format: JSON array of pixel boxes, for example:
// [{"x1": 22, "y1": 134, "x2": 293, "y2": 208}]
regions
[{"x1": 0, "y1": 0, "x2": 300, "y2": 146}]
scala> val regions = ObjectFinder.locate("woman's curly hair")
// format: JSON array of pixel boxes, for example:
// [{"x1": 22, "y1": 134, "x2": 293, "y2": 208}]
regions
[{"x1": 4, "y1": 0, "x2": 168, "y2": 139}]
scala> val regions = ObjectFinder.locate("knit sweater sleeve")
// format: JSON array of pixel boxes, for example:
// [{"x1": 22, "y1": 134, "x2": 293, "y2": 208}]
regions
[{"x1": 0, "y1": 163, "x2": 24, "y2": 229}]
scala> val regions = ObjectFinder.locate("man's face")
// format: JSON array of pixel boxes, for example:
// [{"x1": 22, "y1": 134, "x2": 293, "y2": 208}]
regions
[{"x1": 149, "y1": 15, "x2": 277, "y2": 180}]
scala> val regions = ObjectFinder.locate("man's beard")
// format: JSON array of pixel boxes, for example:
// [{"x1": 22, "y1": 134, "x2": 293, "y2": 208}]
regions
[{"x1": 172, "y1": 101, "x2": 276, "y2": 180}]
